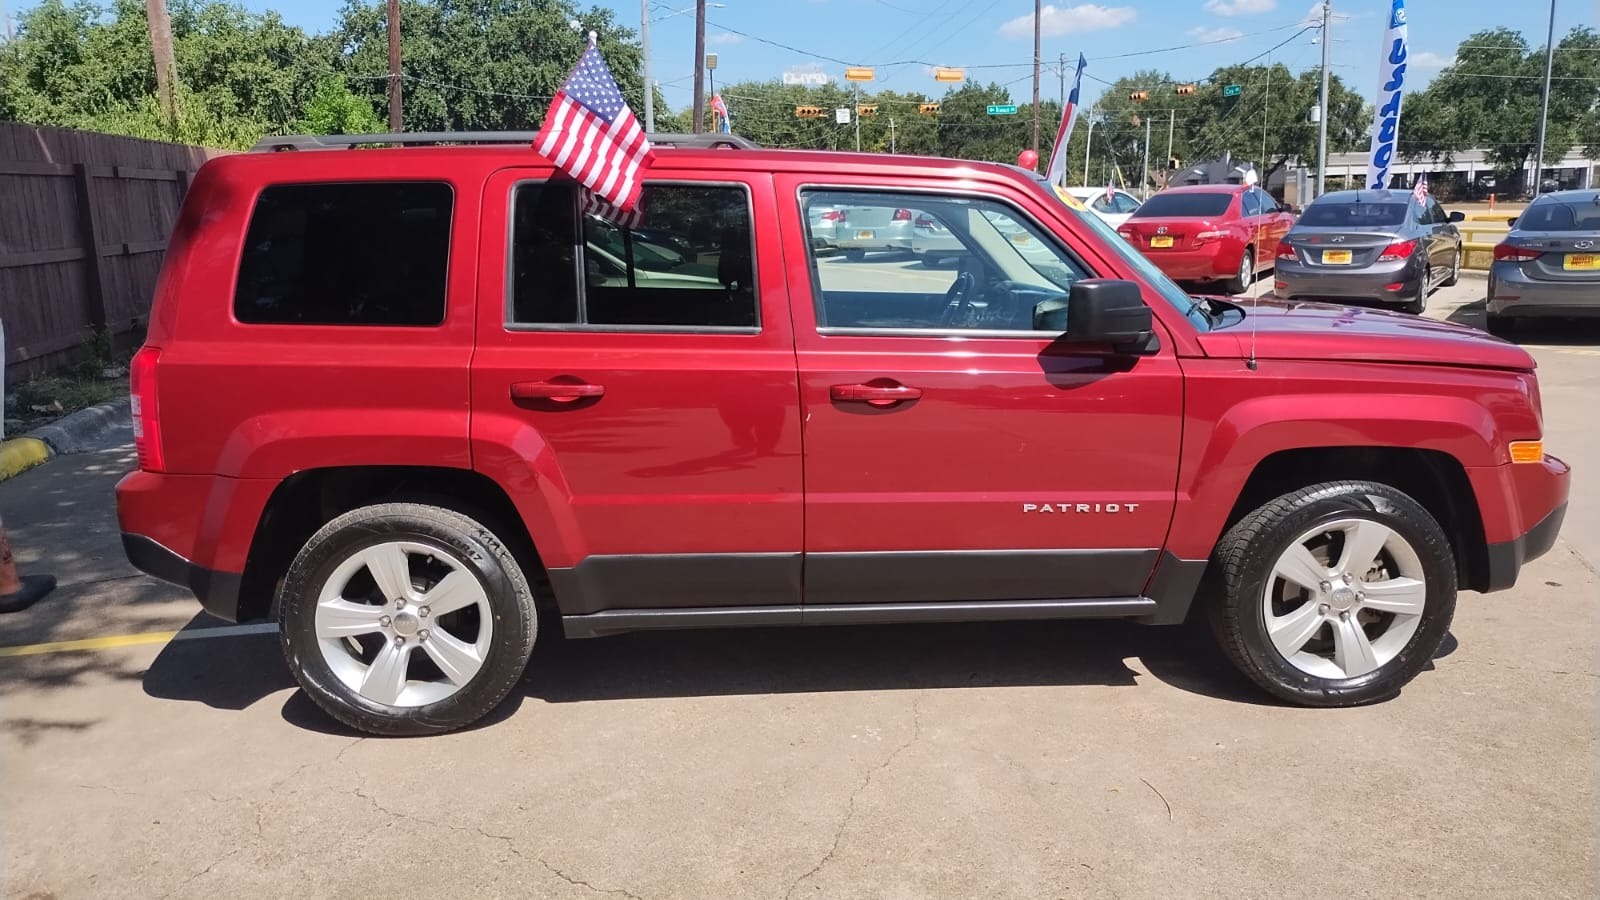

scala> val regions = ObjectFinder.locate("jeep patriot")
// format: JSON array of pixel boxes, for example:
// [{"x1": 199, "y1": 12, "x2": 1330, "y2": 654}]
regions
[{"x1": 116, "y1": 132, "x2": 1570, "y2": 735}]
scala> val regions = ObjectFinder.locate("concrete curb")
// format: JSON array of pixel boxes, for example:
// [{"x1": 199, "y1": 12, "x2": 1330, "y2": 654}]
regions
[{"x1": 0, "y1": 398, "x2": 131, "y2": 483}]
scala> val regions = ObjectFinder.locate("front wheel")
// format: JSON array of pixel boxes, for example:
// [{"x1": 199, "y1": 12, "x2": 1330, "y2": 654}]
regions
[
  {"x1": 1442, "y1": 245, "x2": 1462, "y2": 287},
  {"x1": 1402, "y1": 266, "x2": 1429, "y2": 314},
  {"x1": 1208, "y1": 481, "x2": 1457, "y2": 707},
  {"x1": 279, "y1": 502, "x2": 539, "y2": 736}
]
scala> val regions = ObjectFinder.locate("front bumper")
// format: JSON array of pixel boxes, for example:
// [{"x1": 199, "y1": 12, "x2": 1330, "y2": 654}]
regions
[
  {"x1": 1484, "y1": 503, "x2": 1567, "y2": 592},
  {"x1": 1471, "y1": 454, "x2": 1572, "y2": 592}
]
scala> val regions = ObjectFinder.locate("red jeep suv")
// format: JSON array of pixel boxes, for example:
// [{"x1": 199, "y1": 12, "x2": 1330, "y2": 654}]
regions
[{"x1": 117, "y1": 132, "x2": 1569, "y2": 735}]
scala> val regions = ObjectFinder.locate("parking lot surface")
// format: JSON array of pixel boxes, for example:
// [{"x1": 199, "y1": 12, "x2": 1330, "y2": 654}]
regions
[{"x1": 2, "y1": 275, "x2": 1594, "y2": 899}]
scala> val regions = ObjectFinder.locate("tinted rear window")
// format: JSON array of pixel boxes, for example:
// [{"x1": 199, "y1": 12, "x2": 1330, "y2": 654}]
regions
[
  {"x1": 1131, "y1": 193, "x2": 1233, "y2": 218},
  {"x1": 235, "y1": 182, "x2": 453, "y2": 326},
  {"x1": 1298, "y1": 201, "x2": 1409, "y2": 228},
  {"x1": 1517, "y1": 199, "x2": 1600, "y2": 232}
]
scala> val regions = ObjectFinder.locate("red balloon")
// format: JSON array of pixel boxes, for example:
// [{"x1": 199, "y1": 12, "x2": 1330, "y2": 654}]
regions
[{"x1": 1016, "y1": 150, "x2": 1039, "y2": 170}]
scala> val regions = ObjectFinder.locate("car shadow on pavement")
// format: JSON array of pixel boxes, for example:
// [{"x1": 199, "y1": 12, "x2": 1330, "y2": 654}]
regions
[
  {"x1": 1446, "y1": 301, "x2": 1600, "y2": 345},
  {"x1": 139, "y1": 614, "x2": 1463, "y2": 735}
]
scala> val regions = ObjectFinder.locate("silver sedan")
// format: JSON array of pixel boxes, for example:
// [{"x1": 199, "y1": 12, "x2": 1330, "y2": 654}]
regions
[{"x1": 1488, "y1": 189, "x2": 1600, "y2": 336}]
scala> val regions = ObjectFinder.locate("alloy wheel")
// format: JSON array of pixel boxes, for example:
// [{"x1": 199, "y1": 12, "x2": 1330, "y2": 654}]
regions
[
  {"x1": 1261, "y1": 517, "x2": 1427, "y2": 679},
  {"x1": 314, "y1": 540, "x2": 494, "y2": 707}
]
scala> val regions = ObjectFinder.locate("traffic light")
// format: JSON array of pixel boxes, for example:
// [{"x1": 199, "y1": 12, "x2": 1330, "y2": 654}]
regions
[
  {"x1": 1176, "y1": 83, "x2": 1197, "y2": 96},
  {"x1": 857, "y1": 104, "x2": 879, "y2": 117},
  {"x1": 1129, "y1": 90, "x2": 1149, "y2": 102},
  {"x1": 795, "y1": 106, "x2": 826, "y2": 119},
  {"x1": 918, "y1": 103, "x2": 941, "y2": 115}
]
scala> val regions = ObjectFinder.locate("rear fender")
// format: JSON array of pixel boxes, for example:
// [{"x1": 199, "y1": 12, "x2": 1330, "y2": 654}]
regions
[{"x1": 469, "y1": 413, "x2": 587, "y2": 569}]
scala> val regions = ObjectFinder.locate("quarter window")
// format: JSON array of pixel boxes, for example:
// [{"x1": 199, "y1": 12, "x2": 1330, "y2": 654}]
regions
[
  {"x1": 1241, "y1": 190, "x2": 1262, "y2": 217},
  {"x1": 510, "y1": 182, "x2": 757, "y2": 329},
  {"x1": 234, "y1": 182, "x2": 453, "y2": 326},
  {"x1": 801, "y1": 191, "x2": 1088, "y2": 333}
]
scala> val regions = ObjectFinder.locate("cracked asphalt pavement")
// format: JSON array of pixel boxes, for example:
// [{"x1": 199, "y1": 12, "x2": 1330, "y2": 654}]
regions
[{"x1": 2, "y1": 276, "x2": 1595, "y2": 898}]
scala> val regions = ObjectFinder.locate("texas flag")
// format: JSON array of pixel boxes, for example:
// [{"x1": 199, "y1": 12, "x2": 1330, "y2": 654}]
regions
[{"x1": 1045, "y1": 53, "x2": 1087, "y2": 188}]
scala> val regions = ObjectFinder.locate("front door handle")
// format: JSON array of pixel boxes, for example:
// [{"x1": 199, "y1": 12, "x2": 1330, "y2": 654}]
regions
[
  {"x1": 510, "y1": 380, "x2": 605, "y2": 403},
  {"x1": 830, "y1": 382, "x2": 922, "y2": 408}
]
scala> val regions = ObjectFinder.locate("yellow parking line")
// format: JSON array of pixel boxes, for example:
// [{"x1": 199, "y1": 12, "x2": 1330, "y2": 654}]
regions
[{"x1": 0, "y1": 623, "x2": 278, "y2": 659}]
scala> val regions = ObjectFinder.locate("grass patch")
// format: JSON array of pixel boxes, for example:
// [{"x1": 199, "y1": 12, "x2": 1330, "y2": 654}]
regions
[{"x1": 7, "y1": 372, "x2": 128, "y2": 431}]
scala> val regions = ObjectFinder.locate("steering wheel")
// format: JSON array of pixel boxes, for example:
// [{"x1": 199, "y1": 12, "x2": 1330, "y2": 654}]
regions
[{"x1": 940, "y1": 272, "x2": 979, "y2": 327}]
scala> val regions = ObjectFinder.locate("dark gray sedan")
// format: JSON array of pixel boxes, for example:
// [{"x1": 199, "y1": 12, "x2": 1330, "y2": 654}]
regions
[
  {"x1": 1487, "y1": 189, "x2": 1600, "y2": 336},
  {"x1": 1273, "y1": 189, "x2": 1464, "y2": 314}
]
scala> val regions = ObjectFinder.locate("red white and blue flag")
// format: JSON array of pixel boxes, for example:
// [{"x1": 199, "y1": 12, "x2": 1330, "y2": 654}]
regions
[
  {"x1": 1412, "y1": 173, "x2": 1429, "y2": 204},
  {"x1": 1045, "y1": 52, "x2": 1087, "y2": 188},
  {"x1": 710, "y1": 93, "x2": 731, "y2": 134},
  {"x1": 535, "y1": 37, "x2": 654, "y2": 213}
]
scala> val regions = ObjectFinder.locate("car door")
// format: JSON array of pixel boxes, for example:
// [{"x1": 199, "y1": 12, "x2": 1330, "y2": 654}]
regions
[
  {"x1": 471, "y1": 168, "x2": 804, "y2": 619},
  {"x1": 1428, "y1": 197, "x2": 1456, "y2": 271},
  {"x1": 775, "y1": 177, "x2": 1184, "y2": 612}
]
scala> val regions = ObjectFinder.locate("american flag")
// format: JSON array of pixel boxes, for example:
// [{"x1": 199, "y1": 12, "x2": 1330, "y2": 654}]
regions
[
  {"x1": 535, "y1": 40, "x2": 654, "y2": 213},
  {"x1": 1412, "y1": 173, "x2": 1429, "y2": 204},
  {"x1": 582, "y1": 188, "x2": 645, "y2": 229}
]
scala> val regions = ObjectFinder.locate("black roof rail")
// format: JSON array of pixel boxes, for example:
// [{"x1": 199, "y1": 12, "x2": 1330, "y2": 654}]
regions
[{"x1": 250, "y1": 131, "x2": 759, "y2": 152}]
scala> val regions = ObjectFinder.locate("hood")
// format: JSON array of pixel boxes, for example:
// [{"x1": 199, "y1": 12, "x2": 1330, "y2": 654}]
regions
[{"x1": 1196, "y1": 298, "x2": 1536, "y2": 371}]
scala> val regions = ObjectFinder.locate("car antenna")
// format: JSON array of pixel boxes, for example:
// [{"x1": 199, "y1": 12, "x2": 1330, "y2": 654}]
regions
[{"x1": 1246, "y1": 53, "x2": 1275, "y2": 373}]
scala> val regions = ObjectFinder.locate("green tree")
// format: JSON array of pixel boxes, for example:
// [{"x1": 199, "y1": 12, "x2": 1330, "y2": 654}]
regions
[
  {"x1": 297, "y1": 75, "x2": 384, "y2": 134},
  {"x1": 1403, "y1": 26, "x2": 1600, "y2": 178}
]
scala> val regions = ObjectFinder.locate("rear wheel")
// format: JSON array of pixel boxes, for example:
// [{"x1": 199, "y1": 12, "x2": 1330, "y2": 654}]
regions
[
  {"x1": 1209, "y1": 481, "x2": 1457, "y2": 706},
  {"x1": 1224, "y1": 246, "x2": 1255, "y2": 294},
  {"x1": 279, "y1": 502, "x2": 538, "y2": 736},
  {"x1": 1403, "y1": 264, "x2": 1429, "y2": 314}
]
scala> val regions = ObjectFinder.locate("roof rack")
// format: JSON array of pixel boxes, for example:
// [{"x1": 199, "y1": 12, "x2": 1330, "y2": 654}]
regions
[{"x1": 250, "y1": 131, "x2": 759, "y2": 153}]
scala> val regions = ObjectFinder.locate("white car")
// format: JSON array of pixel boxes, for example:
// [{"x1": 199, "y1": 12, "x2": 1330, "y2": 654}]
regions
[{"x1": 1063, "y1": 187, "x2": 1143, "y2": 228}]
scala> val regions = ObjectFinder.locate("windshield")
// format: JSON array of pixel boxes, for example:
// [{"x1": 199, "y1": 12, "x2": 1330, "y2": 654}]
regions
[
  {"x1": 1517, "y1": 198, "x2": 1600, "y2": 232},
  {"x1": 1131, "y1": 193, "x2": 1233, "y2": 218},
  {"x1": 1299, "y1": 201, "x2": 1409, "y2": 228},
  {"x1": 1037, "y1": 180, "x2": 1209, "y2": 330}
]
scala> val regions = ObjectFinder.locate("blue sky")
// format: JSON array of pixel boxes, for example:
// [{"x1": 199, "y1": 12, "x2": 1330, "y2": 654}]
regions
[{"x1": 112, "y1": 1, "x2": 1600, "y2": 111}]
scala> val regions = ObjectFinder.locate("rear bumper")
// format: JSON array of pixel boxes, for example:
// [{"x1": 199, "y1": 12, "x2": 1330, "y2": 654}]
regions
[
  {"x1": 122, "y1": 533, "x2": 244, "y2": 621},
  {"x1": 1488, "y1": 266, "x2": 1600, "y2": 316},
  {"x1": 1276, "y1": 258, "x2": 1418, "y2": 302},
  {"x1": 1144, "y1": 246, "x2": 1234, "y2": 281}
]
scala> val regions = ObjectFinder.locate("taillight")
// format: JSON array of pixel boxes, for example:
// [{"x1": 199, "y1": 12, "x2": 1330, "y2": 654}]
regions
[
  {"x1": 893, "y1": 208, "x2": 912, "y2": 221},
  {"x1": 820, "y1": 210, "x2": 844, "y2": 222},
  {"x1": 914, "y1": 214, "x2": 937, "y2": 228},
  {"x1": 1377, "y1": 239, "x2": 1417, "y2": 262},
  {"x1": 1276, "y1": 243, "x2": 1297, "y2": 260},
  {"x1": 1494, "y1": 243, "x2": 1542, "y2": 262},
  {"x1": 1195, "y1": 230, "x2": 1229, "y2": 244},
  {"x1": 130, "y1": 346, "x2": 165, "y2": 472}
]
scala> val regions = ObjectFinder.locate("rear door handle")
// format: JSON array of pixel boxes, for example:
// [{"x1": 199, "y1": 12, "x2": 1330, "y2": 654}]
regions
[
  {"x1": 830, "y1": 382, "x2": 922, "y2": 407},
  {"x1": 510, "y1": 380, "x2": 605, "y2": 403}
]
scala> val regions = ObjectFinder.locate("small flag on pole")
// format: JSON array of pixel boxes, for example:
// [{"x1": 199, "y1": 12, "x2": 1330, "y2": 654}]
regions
[
  {"x1": 1045, "y1": 53, "x2": 1087, "y2": 188},
  {"x1": 534, "y1": 33, "x2": 654, "y2": 213},
  {"x1": 581, "y1": 188, "x2": 645, "y2": 229},
  {"x1": 711, "y1": 93, "x2": 731, "y2": 134},
  {"x1": 1103, "y1": 178, "x2": 1115, "y2": 206},
  {"x1": 1411, "y1": 173, "x2": 1429, "y2": 204}
]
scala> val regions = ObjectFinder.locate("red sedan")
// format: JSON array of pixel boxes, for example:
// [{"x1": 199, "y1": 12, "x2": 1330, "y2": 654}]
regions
[{"x1": 1118, "y1": 184, "x2": 1296, "y2": 294}]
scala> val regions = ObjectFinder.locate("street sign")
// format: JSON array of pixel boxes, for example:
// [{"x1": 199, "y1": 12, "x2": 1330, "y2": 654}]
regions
[
  {"x1": 987, "y1": 104, "x2": 1018, "y2": 116},
  {"x1": 934, "y1": 67, "x2": 965, "y2": 83},
  {"x1": 835, "y1": 107, "x2": 851, "y2": 124},
  {"x1": 783, "y1": 71, "x2": 830, "y2": 86},
  {"x1": 1223, "y1": 84, "x2": 1242, "y2": 97},
  {"x1": 844, "y1": 67, "x2": 875, "y2": 82}
]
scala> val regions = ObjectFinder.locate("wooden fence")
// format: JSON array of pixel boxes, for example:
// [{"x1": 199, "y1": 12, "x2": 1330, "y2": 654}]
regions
[{"x1": 0, "y1": 123, "x2": 230, "y2": 379}]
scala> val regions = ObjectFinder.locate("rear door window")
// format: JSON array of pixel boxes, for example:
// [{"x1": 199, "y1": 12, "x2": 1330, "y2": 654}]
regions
[
  {"x1": 234, "y1": 181, "x2": 453, "y2": 326},
  {"x1": 1131, "y1": 193, "x2": 1233, "y2": 218}
]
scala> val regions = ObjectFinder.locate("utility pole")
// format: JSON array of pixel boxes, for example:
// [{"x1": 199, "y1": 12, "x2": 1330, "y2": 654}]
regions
[
  {"x1": 888, "y1": 117, "x2": 896, "y2": 153},
  {"x1": 386, "y1": 0, "x2": 402, "y2": 132},
  {"x1": 853, "y1": 82, "x2": 861, "y2": 152},
  {"x1": 692, "y1": 0, "x2": 706, "y2": 133},
  {"x1": 1031, "y1": 0, "x2": 1042, "y2": 157},
  {"x1": 641, "y1": 1, "x2": 654, "y2": 133},
  {"x1": 1166, "y1": 108, "x2": 1175, "y2": 168},
  {"x1": 1141, "y1": 116, "x2": 1152, "y2": 200},
  {"x1": 144, "y1": 0, "x2": 179, "y2": 129},
  {"x1": 1532, "y1": 0, "x2": 1556, "y2": 197},
  {"x1": 1084, "y1": 115, "x2": 1095, "y2": 187},
  {"x1": 1316, "y1": 0, "x2": 1331, "y2": 198}
]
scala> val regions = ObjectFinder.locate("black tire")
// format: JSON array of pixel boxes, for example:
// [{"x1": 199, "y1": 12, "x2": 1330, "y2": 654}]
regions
[
  {"x1": 1486, "y1": 314, "x2": 1516, "y2": 338},
  {"x1": 1207, "y1": 481, "x2": 1457, "y2": 707},
  {"x1": 1442, "y1": 245, "x2": 1462, "y2": 287},
  {"x1": 1223, "y1": 246, "x2": 1255, "y2": 295},
  {"x1": 844, "y1": 248, "x2": 867, "y2": 262},
  {"x1": 1402, "y1": 264, "x2": 1429, "y2": 314},
  {"x1": 279, "y1": 502, "x2": 538, "y2": 736}
]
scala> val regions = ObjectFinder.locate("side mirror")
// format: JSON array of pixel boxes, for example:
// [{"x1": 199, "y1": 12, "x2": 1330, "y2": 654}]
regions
[
  {"x1": 1507, "y1": 217, "x2": 1519, "y2": 228},
  {"x1": 1036, "y1": 279, "x2": 1154, "y2": 351},
  {"x1": 1449, "y1": 210, "x2": 1466, "y2": 223}
]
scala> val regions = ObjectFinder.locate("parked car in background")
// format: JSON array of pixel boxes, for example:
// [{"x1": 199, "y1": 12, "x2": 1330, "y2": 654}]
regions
[
  {"x1": 807, "y1": 203, "x2": 844, "y2": 250},
  {"x1": 834, "y1": 204, "x2": 915, "y2": 260},
  {"x1": 1118, "y1": 185, "x2": 1295, "y2": 294},
  {"x1": 1063, "y1": 186, "x2": 1143, "y2": 228},
  {"x1": 1488, "y1": 189, "x2": 1600, "y2": 335},
  {"x1": 1273, "y1": 190, "x2": 1464, "y2": 314}
]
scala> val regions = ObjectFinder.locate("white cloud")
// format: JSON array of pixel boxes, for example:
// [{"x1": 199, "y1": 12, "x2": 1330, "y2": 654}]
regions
[
  {"x1": 998, "y1": 4, "x2": 1136, "y2": 39},
  {"x1": 1410, "y1": 51, "x2": 1454, "y2": 69},
  {"x1": 1300, "y1": 1, "x2": 1358, "y2": 24},
  {"x1": 707, "y1": 31, "x2": 743, "y2": 46},
  {"x1": 1204, "y1": 0, "x2": 1276, "y2": 16},
  {"x1": 1188, "y1": 26, "x2": 1244, "y2": 43}
]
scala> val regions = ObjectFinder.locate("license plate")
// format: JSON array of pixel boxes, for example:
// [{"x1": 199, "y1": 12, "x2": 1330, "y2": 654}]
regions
[
  {"x1": 1322, "y1": 249, "x2": 1353, "y2": 265},
  {"x1": 856, "y1": 230, "x2": 875, "y2": 240},
  {"x1": 1150, "y1": 235, "x2": 1174, "y2": 249},
  {"x1": 1564, "y1": 253, "x2": 1599, "y2": 271}
]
